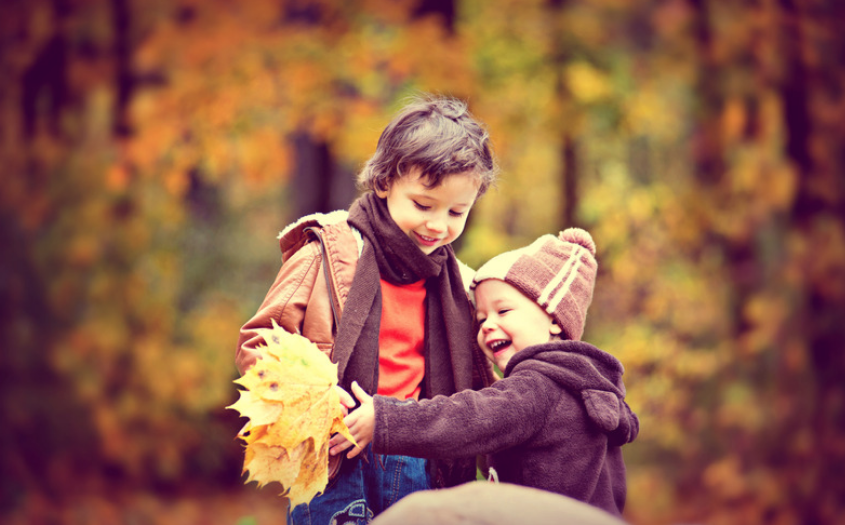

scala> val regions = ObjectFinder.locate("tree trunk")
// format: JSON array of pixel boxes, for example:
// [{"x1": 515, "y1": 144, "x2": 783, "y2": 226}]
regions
[
  {"x1": 291, "y1": 131, "x2": 356, "y2": 218},
  {"x1": 112, "y1": 0, "x2": 133, "y2": 138},
  {"x1": 779, "y1": 0, "x2": 845, "y2": 522},
  {"x1": 414, "y1": 0, "x2": 456, "y2": 34},
  {"x1": 548, "y1": 0, "x2": 578, "y2": 230}
]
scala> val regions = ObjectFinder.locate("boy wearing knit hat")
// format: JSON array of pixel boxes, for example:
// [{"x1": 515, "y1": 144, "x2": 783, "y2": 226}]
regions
[{"x1": 330, "y1": 228, "x2": 640, "y2": 517}]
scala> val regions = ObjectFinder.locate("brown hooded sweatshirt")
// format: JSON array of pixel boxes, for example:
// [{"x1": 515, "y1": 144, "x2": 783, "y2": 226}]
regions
[{"x1": 373, "y1": 340, "x2": 639, "y2": 517}]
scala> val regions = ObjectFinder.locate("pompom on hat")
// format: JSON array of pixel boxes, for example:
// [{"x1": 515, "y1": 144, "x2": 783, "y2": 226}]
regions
[{"x1": 470, "y1": 228, "x2": 598, "y2": 341}]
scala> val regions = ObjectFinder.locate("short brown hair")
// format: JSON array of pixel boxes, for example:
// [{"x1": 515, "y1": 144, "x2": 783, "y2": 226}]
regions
[{"x1": 358, "y1": 94, "x2": 498, "y2": 197}]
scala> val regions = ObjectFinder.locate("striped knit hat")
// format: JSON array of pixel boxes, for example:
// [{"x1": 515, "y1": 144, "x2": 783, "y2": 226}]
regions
[{"x1": 470, "y1": 228, "x2": 598, "y2": 341}]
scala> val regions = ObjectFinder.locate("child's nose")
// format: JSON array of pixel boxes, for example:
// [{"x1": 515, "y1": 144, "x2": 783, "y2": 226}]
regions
[{"x1": 426, "y1": 216, "x2": 446, "y2": 233}]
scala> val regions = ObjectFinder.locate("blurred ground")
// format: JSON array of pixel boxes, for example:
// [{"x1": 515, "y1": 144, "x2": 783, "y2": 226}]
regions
[{"x1": 3, "y1": 486, "x2": 289, "y2": 525}]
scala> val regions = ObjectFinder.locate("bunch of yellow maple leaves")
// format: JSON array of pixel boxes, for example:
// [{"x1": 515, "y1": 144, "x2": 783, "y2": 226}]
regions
[{"x1": 227, "y1": 321, "x2": 356, "y2": 508}]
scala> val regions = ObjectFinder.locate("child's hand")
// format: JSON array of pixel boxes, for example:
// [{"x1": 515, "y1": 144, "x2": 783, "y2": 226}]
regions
[
  {"x1": 335, "y1": 385, "x2": 355, "y2": 416},
  {"x1": 329, "y1": 381, "x2": 374, "y2": 459}
]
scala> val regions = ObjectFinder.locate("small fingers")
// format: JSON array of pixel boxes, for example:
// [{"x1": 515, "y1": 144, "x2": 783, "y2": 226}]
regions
[
  {"x1": 336, "y1": 385, "x2": 355, "y2": 409},
  {"x1": 351, "y1": 381, "x2": 372, "y2": 403},
  {"x1": 329, "y1": 435, "x2": 353, "y2": 456}
]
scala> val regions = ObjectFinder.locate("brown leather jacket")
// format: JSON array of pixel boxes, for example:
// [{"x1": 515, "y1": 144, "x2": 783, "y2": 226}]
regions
[
  {"x1": 236, "y1": 211, "x2": 359, "y2": 375},
  {"x1": 236, "y1": 210, "x2": 494, "y2": 486}
]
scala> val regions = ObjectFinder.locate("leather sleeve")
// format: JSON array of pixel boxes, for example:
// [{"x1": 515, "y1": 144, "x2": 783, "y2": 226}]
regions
[{"x1": 235, "y1": 240, "x2": 332, "y2": 374}]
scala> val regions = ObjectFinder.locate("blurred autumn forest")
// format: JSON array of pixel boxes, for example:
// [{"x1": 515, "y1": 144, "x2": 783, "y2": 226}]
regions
[{"x1": 1, "y1": 0, "x2": 844, "y2": 524}]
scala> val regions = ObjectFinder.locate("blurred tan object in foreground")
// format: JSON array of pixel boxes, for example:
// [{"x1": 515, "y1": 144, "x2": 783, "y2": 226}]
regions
[{"x1": 370, "y1": 482, "x2": 628, "y2": 525}]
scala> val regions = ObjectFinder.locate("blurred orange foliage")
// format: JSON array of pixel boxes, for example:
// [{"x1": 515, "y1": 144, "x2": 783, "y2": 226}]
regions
[{"x1": 2, "y1": 0, "x2": 844, "y2": 524}]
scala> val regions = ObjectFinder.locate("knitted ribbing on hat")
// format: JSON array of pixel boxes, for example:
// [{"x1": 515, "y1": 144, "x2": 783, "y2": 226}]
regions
[{"x1": 471, "y1": 228, "x2": 598, "y2": 341}]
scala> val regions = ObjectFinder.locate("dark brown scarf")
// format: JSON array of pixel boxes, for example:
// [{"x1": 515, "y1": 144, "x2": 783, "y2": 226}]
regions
[{"x1": 332, "y1": 192, "x2": 479, "y2": 400}]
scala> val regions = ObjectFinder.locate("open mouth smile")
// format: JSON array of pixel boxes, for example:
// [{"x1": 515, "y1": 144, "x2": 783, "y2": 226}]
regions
[{"x1": 487, "y1": 339, "x2": 512, "y2": 356}]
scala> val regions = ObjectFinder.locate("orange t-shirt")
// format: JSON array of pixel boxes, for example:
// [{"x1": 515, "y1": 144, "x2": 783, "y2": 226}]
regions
[{"x1": 377, "y1": 278, "x2": 426, "y2": 401}]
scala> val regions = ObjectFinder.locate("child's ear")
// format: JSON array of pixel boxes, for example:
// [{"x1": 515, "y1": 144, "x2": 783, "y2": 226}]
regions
[
  {"x1": 550, "y1": 321, "x2": 563, "y2": 336},
  {"x1": 375, "y1": 180, "x2": 390, "y2": 199}
]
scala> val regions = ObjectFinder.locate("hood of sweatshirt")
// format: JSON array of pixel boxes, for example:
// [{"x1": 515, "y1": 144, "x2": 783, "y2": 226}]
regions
[{"x1": 504, "y1": 340, "x2": 639, "y2": 446}]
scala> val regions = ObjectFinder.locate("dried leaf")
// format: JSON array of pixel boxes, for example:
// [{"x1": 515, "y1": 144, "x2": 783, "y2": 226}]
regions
[{"x1": 227, "y1": 321, "x2": 356, "y2": 507}]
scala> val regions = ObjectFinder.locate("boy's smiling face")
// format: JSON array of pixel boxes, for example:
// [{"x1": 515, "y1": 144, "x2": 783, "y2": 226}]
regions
[
  {"x1": 474, "y1": 279, "x2": 562, "y2": 371},
  {"x1": 377, "y1": 167, "x2": 480, "y2": 255}
]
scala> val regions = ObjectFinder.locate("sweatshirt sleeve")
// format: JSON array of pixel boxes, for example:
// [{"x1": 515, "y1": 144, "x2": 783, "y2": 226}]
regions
[{"x1": 373, "y1": 373, "x2": 550, "y2": 459}]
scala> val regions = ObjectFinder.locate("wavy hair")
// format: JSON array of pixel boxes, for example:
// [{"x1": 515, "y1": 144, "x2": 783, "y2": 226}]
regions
[{"x1": 358, "y1": 94, "x2": 498, "y2": 197}]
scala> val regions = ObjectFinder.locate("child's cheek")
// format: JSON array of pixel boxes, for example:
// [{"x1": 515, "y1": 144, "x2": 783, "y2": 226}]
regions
[
  {"x1": 480, "y1": 346, "x2": 496, "y2": 365},
  {"x1": 450, "y1": 216, "x2": 471, "y2": 243}
]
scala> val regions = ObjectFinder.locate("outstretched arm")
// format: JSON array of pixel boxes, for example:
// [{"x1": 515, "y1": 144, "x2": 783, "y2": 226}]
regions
[{"x1": 330, "y1": 382, "x2": 374, "y2": 459}]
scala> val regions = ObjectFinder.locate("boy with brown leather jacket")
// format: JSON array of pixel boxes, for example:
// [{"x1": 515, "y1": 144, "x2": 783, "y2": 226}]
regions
[{"x1": 236, "y1": 94, "x2": 498, "y2": 524}]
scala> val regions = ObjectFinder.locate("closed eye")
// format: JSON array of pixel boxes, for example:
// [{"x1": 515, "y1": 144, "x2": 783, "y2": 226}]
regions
[
  {"x1": 449, "y1": 209, "x2": 466, "y2": 217},
  {"x1": 413, "y1": 201, "x2": 430, "y2": 211}
]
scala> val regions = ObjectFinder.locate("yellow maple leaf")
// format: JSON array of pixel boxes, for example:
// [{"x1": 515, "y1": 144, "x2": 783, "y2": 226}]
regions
[
  {"x1": 293, "y1": 440, "x2": 330, "y2": 507},
  {"x1": 243, "y1": 442, "x2": 299, "y2": 488},
  {"x1": 228, "y1": 389, "x2": 284, "y2": 427},
  {"x1": 227, "y1": 321, "x2": 356, "y2": 508}
]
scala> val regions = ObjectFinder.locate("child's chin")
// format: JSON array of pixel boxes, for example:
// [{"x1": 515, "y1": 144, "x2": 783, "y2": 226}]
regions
[{"x1": 495, "y1": 353, "x2": 514, "y2": 371}]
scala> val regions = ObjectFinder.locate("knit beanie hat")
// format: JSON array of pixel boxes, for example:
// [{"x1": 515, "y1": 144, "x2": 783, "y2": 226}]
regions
[{"x1": 470, "y1": 228, "x2": 598, "y2": 341}]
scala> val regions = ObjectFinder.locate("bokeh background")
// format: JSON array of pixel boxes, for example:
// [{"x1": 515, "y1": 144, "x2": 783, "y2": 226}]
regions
[{"x1": 2, "y1": 0, "x2": 844, "y2": 524}]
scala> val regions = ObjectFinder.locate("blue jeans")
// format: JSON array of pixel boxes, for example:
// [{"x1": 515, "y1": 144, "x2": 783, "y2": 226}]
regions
[{"x1": 287, "y1": 446, "x2": 430, "y2": 525}]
